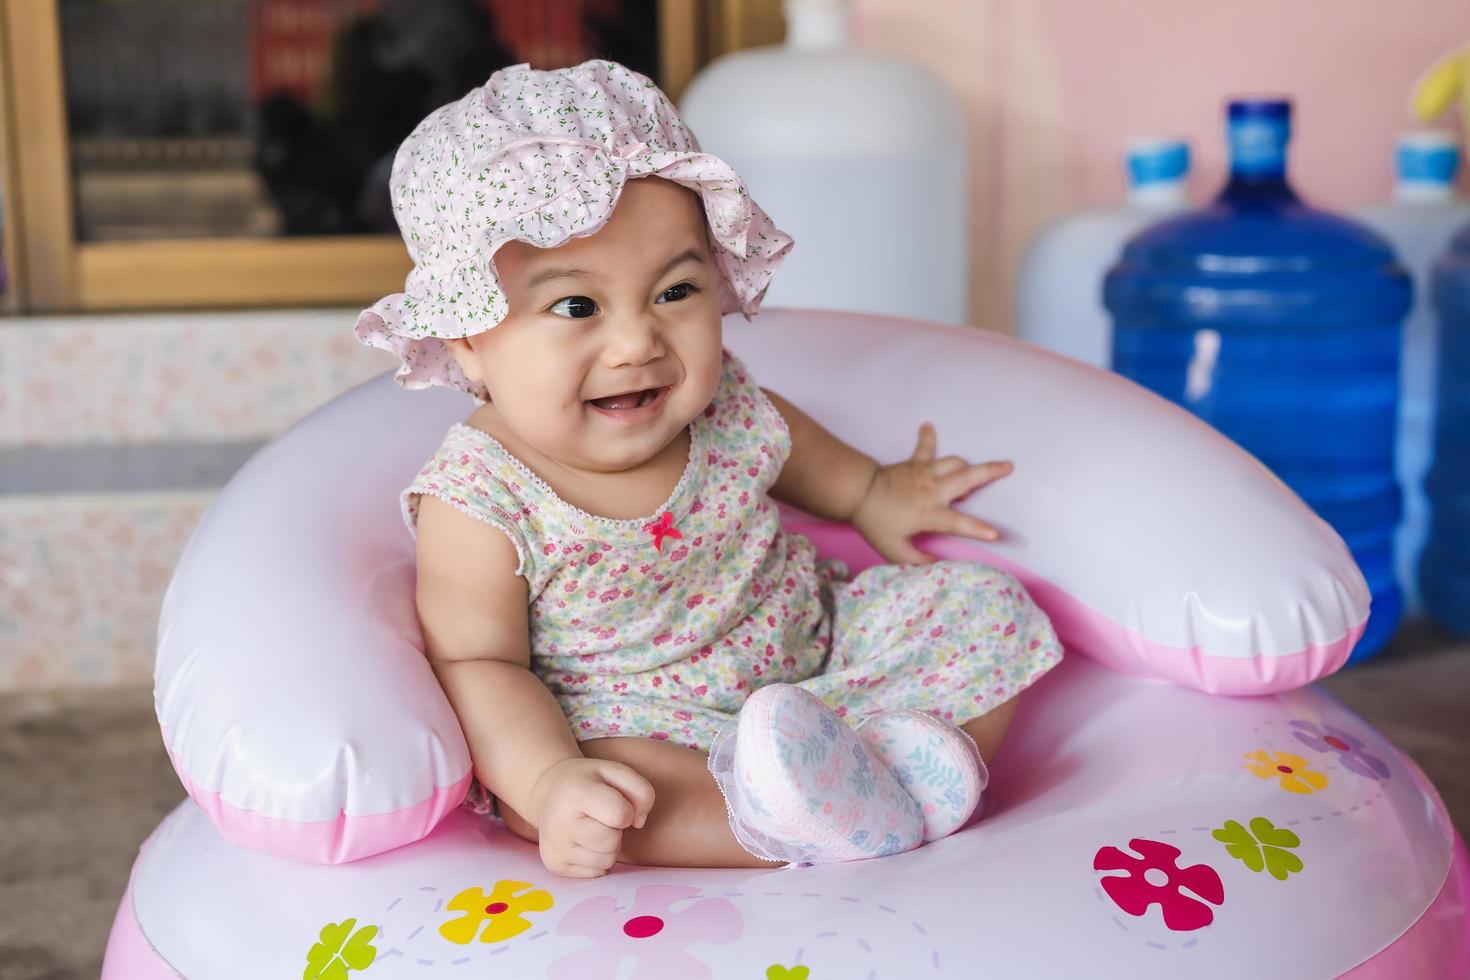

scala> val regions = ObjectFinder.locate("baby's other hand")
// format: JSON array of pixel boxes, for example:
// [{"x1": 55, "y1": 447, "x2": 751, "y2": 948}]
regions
[
  {"x1": 852, "y1": 422, "x2": 1012, "y2": 565},
  {"x1": 529, "y1": 757, "x2": 655, "y2": 878}
]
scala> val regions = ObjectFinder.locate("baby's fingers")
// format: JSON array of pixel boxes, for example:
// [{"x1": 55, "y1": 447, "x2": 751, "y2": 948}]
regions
[
  {"x1": 570, "y1": 815, "x2": 623, "y2": 854},
  {"x1": 563, "y1": 844, "x2": 617, "y2": 871},
  {"x1": 884, "y1": 534, "x2": 937, "y2": 566},
  {"x1": 939, "y1": 460, "x2": 1012, "y2": 503},
  {"x1": 933, "y1": 507, "x2": 1000, "y2": 543},
  {"x1": 910, "y1": 422, "x2": 937, "y2": 463},
  {"x1": 931, "y1": 455, "x2": 969, "y2": 478},
  {"x1": 542, "y1": 833, "x2": 617, "y2": 878},
  {"x1": 577, "y1": 766, "x2": 648, "y2": 830},
  {"x1": 546, "y1": 858, "x2": 612, "y2": 879},
  {"x1": 595, "y1": 761, "x2": 655, "y2": 829}
]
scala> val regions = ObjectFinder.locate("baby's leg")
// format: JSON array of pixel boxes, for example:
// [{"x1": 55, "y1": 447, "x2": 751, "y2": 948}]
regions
[
  {"x1": 498, "y1": 736, "x2": 774, "y2": 869},
  {"x1": 959, "y1": 694, "x2": 1019, "y2": 762},
  {"x1": 498, "y1": 699, "x2": 1022, "y2": 867}
]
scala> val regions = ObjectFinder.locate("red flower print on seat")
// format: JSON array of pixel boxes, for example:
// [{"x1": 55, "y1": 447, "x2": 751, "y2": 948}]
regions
[{"x1": 1093, "y1": 838, "x2": 1225, "y2": 931}]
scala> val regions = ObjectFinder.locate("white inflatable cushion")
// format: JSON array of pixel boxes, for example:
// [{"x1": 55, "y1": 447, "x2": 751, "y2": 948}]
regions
[{"x1": 153, "y1": 309, "x2": 1368, "y2": 863}]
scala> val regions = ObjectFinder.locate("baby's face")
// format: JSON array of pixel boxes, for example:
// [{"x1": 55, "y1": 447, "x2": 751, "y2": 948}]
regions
[{"x1": 448, "y1": 177, "x2": 724, "y2": 475}]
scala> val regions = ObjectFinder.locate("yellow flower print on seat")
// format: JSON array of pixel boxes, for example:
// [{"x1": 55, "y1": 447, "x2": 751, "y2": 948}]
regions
[
  {"x1": 1244, "y1": 750, "x2": 1328, "y2": 794},
  {"x1": 440, "y1": 880, "x2": 554, "y2": 945}
]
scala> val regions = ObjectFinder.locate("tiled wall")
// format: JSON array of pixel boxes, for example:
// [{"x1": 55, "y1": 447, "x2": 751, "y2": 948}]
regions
[
  {"x1": 0, "y1": 310, "x2": 393, "y2": 445},
  {"x1": 0, "y1": 310, "x2": 396, "y2": 690},
  {"x1": 0, "y1": 492, "x2": 211, "y2": 688}
]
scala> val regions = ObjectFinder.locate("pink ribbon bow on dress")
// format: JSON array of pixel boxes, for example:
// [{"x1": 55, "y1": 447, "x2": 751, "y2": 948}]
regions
[{"x1": 644, "y1": 511, "x2": 683, "y2": 552}]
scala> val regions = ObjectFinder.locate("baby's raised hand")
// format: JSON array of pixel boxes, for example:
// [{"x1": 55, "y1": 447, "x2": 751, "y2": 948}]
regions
[
  {"x1": 852, "y1": 422, "x2": 1012, "y2": 565},
  {"x1": 529, "y1": 757, "x2": 655, "y2": 878}
]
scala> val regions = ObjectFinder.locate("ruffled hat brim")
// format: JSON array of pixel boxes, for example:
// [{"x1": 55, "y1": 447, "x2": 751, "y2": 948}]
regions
[{"x1": 356, "y1": 64, "x2": 793, "y2": 403}]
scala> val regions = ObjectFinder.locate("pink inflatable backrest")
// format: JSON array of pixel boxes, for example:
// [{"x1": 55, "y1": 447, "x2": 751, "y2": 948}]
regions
[{"x1": 153, "y1": 309, "x2": 1367, "y2": 863}]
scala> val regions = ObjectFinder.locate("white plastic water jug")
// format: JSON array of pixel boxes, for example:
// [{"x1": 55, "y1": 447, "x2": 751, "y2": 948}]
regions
[
  {"x1": 1015, "y1": 139, "x2": 1190, "y2": 367},
  {"x1": 1356, "y1": 131, "x2": 1470, "y2": 611},
  {"x1": 678, "y1": 0, "x2": 969, "y2": 324}
]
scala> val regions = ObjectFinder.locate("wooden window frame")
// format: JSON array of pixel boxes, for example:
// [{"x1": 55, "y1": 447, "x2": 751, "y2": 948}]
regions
[{"x1": 0, "y1": 0, "x2": 781, "y2": 313}]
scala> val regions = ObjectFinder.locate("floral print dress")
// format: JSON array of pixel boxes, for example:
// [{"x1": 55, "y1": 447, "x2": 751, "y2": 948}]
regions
[{"x1": 402, "y1": 350, "x2": 1063, "y2": 753}]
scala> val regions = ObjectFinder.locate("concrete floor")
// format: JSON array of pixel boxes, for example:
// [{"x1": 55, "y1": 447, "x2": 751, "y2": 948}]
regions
[{"x1": 1, "y1": 620, "x2": 1466, "y2": 980}]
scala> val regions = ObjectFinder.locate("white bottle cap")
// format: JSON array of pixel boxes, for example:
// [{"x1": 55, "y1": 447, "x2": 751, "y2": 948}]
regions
[
  {"x1": 1124, "y1": 137, "x2": 1190, "y2": 206},
  {"x1": 1394, "y1": 130, "x2": 1459, "y2": 201},
  {"x1": 784, "y1": 0, "x2": 850, "y2": 51}
]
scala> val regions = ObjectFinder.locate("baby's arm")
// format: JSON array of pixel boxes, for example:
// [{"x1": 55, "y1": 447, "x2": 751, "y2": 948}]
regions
[
  {"x1": 763, "y1": 387, "x2": 880, "y2": 523},
  {"x1": 413, "y1": 496, "x2": 654, "y2": 877},
  {"x1": 763, "y1": 388, "x2": 1010, "y2": 563}
]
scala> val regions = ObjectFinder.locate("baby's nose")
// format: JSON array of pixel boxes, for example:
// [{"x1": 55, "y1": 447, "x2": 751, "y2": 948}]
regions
[{"x1": 602, "y1": 312, "x2": 665, "y2": 366}]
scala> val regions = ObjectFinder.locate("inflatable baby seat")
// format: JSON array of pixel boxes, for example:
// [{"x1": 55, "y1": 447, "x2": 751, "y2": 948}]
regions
[{"x1": 103, "y1": 310, "x2": 1468, "y2": 978}]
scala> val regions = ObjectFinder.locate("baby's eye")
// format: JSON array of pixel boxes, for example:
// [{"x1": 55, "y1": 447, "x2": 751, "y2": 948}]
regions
[
  {"x1": 657, "y1": 282, "x2": 698, "y2": 304},
  {"x1": 548, "y1": 296, "x2": 598, "y2": 319}
]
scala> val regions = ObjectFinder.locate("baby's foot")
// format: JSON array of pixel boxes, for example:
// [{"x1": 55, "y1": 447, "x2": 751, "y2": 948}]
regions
[
  {"x1": 856, "y1": 710, "x2": 987, "y2": 842},
  {"x1": 707, "y1": 684, "x2": 924, "y2": 864}
]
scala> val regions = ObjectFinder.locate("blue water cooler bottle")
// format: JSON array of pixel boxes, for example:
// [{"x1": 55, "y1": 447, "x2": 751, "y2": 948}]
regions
[
  {"x1": 1424, "y1": 225, "x2": 1470, "y2": 636},
  {"x1": 1105, "y1": 99, "x2": 1411, "y2": 663}
]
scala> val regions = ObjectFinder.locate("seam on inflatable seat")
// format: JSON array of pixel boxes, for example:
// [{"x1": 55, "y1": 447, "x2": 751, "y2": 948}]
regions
[
  {"x1": 1336, "y1": 754, "x2": 1463, "y2": 976},
  {"x1": 128, "y1": 877, "x2": 185, "y2": 979},
  {"x1": 160, "y1": 724, "x2": 472, "y2": 863},
  {"x1": 800, "y1": 522, "x2": 1367, "y2": 695}
]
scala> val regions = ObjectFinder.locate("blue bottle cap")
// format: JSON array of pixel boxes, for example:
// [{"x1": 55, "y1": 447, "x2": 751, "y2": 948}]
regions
[
  {"x1": 1227, "y1": 99, "x2": 1292, "y2": 124},
  {"x1": 1125, "y1": 138, "x2": 1191, "y2": 187},
  {"x1": 1226, "y1": 98, "x2": 1292, "y2": 178},
  {"x1": 1395, "y1": 131, "x2": 1460, "y2": 184}
]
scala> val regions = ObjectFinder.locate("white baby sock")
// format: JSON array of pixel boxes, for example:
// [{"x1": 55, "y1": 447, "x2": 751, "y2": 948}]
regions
[
  {"x1": 707, "y1": 684, "x2": 925, "y2": 865},
  {"x1": 856, "y1": 710, "x2": 988, "y2": 842}
]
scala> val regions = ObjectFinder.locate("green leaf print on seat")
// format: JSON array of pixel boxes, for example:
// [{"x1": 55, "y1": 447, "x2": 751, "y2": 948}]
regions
[
  {"x1": 303, "y1": 918, "x2": 378, "y2": 979},
  {"x1": 1212, "y1": 817, "x2": 1304, "y2": 881}
]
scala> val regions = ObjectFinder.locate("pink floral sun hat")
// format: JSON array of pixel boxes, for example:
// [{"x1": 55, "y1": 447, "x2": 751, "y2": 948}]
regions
[{"x1": 355, "y1": 59, "x2": 795, "y2": 402}]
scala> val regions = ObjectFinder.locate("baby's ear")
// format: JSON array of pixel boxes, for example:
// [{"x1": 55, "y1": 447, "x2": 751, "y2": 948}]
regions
[{"x1": 443, "y1": 336, "x2": 484, "y2": 385}]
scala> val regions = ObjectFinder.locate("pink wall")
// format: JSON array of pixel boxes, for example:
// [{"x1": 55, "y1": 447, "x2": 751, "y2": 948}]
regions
[{"x1": 851, "y1": 0, "x2": 1470, "y2": 330}]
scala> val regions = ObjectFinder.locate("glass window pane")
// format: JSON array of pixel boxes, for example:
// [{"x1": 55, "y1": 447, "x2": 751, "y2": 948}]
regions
[{"x1": 59, "y1": 0, "x2": 661, "y2": 242}]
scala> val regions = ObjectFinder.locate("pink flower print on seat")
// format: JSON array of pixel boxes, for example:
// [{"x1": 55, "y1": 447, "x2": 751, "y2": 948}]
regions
[
  {"x1": 1288, "y1": 720, "x2": 1391, "y2": 780},
  {"x1": 1093, "y1": 838, "x2": 1225, "y2": 932},
  {"x1": 644, "y1": 511, "x2": 683, "y2": 552},
  {"x1": 548, "y1": 884, "x2": 742, "y2": 980}
]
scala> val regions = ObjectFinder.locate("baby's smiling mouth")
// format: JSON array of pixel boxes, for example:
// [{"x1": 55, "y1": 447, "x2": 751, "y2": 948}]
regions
[{"x1": 587, "y1": 386, "x2": 667, "y2": 411}]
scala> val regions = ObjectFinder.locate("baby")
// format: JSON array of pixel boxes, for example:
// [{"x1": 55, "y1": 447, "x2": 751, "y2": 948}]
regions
[{"x1": 356, "y1": 60, "x2": 1062, "y2": 878}]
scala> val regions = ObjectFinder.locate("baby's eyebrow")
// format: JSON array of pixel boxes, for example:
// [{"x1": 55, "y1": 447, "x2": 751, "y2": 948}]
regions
[
  {"x1": 523, "y1": 246, "x2": 707, "y2": 291},
  {"x1": 651, "y1": 247, "x2": 709, "y2": 278}
]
